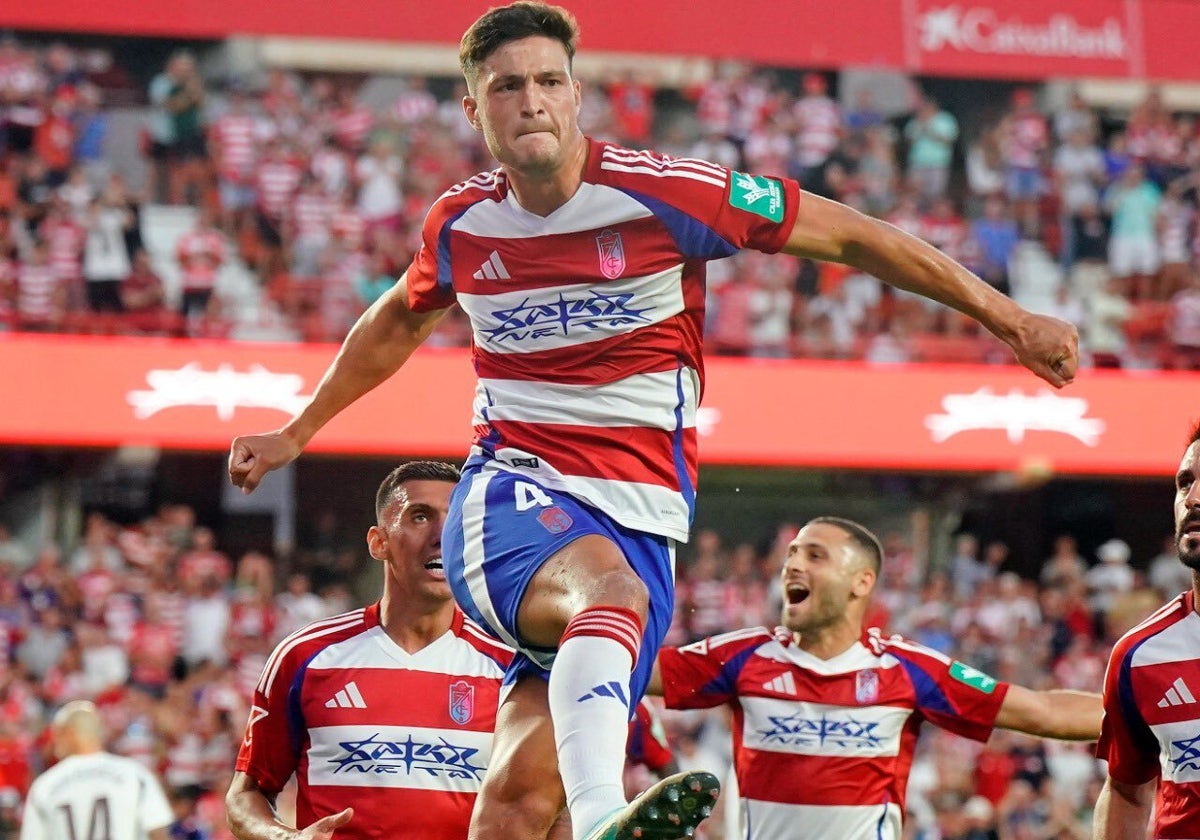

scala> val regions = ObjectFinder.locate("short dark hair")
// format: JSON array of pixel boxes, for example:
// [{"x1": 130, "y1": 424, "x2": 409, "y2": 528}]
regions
[
  {"x1": 459, "y1": 2, "x2": 579, "y2": 86},
  {"x1": 375, "y1": 461, "x2": 460, "y2": 521},
  {"x1": 807, "y1": 516, "x2": 884, "y2": 573}
]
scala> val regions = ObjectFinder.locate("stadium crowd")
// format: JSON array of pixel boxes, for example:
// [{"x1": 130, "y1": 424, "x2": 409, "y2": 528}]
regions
[
  {"x1": 1, "y1": 38, "x2": 1200, "y2": 365},
  {"x1": 0, "y1": 495, "x2": 1178, "y2": 838}
]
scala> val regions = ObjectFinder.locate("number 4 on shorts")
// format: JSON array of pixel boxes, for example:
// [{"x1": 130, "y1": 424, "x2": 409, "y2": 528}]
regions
[{"x1": 515, "y1": 481, "x2": 553, "y2": 511}]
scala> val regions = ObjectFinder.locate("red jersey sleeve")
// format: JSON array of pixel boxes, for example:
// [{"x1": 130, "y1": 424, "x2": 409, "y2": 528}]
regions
[
  {"x1": 406, "y1": 178, "x2": 500, "y2": 313},
  {"x1": 626, "y1": 698, "x2": 674, "y2": 773},
  {"x1": 659, "y1": 628, "x2": 773, "y2": 711},
  {"x1": 591, "y1": 140, "x2": 801, "y2": 258},
  {"x1": 1096, "y1": 631, "x2": 1162, "y2": 785},
  {"x1": 881, "y1": 635, "x2": 1009, "y2": 742},
  {"x1": 234, "y1": 640, "x2": 303, "y2": 797}
]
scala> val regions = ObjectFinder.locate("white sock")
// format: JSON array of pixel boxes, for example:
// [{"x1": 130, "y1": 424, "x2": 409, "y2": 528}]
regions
[{"x1": 548, "y1": 607, "x2": 643, "y2": 840}]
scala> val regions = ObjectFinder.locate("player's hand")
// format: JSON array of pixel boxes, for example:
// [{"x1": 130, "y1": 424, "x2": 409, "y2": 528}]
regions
[
  {"x1": 1004, "y1": 311, "x2": 1079, "y2": 388},
  {"x1": 298, "y1": 807, "x2": 353, "y2": 840},
  {"x1": 228, "y1": 430, "x2": 303, "y2": 494}
]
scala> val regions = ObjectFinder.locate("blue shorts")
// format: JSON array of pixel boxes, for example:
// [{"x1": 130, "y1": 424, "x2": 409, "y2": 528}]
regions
[{"x1": 442, "y1": 463, "x2": 676, "y2": 710}]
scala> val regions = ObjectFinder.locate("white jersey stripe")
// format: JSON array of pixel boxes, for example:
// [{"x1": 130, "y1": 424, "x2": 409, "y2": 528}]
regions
[
  {"x1": 261, "y1": 612, "x2": 365, "y2": 695},
  {"x1": 451, "y1": 182, "x2": 653, "y2": 239},
  {"x1": 598, "y1": 160, "x2": 727, "y2": 189},
  {"x1": 738, "y1": 799, "x2": 903, "y2": 840},
  {"x1": 460, "y1": 265, "x2": 686, "y2": 356},
  {"x1": 601, "y1": 148, "x2": 728, "y2": 180},
  {"x1": 478, "y1": 369, "x2": 698, "y2": 430},
  {"x1": 460, "y1": 469, "x2": 525, "y2": 656}
]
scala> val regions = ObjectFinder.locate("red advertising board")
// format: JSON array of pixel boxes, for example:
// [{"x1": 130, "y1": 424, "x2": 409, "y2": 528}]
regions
[
  {"x1": 1, "y1": 333, "x2": 1194, "y2": 477},
  {"x1": 1, "y1": 0, "x2": 1197, "y2": 82}
]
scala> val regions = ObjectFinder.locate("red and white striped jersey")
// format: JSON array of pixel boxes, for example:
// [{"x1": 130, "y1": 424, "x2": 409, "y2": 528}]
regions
[
  {"x1": 407, "y1": 138, "x2": 799, "y2": 541},
  {"x1": 39, "y1": 217, "x2": 84, "y2": 282},
  {"x1": 236, "y1": 604, "x2": 512, "y2": 840},
  {"x1": 1097, "y1": 590, "x2": 1200, "y2": 839},
  {"x1": 16, "y1": 263, "x2": 60, "y2": 322},
  {"x1": 793, "y1": 96, "x2": 841, "y2": 168},
  {"x1": 212, "y1": 113, "x2": 258, "y2": 181},
  {"x1": 659, "y1": 627, "x2": 1009, "y2": 840},
  {"x1": 176, "y1": 229, "x2": 226, "y2": 290},
  {"x1": 256, "y1": 160, "x2": 303, "y2": 219}
]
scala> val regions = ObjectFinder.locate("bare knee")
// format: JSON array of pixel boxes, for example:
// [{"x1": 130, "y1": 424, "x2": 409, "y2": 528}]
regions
[
  {"x1": 518, "y1": 534, "x2": 650, "y2": 648},
  {"x1": 472, "y1": 766, "x2": 564, "y2": 840}
]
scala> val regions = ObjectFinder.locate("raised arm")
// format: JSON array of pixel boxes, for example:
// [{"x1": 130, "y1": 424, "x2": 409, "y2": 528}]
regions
[
  {"x1": 781, "y1": 191, "x2": 1078, "y2": 387},
  {"x1": 228, "y1": 274, "x2": 448, "y2": 492},
  {"x1": 993, "y1": 684, "x2": 1103, "y2": 741},
  {"x1": 226, "y1": 771, "x2": 353, "y2": 840},
  {"x1": 1092, "y1": 777, "x2": 1155, "y2": 840}
]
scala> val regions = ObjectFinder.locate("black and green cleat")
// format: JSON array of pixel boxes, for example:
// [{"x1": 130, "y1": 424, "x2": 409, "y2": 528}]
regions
[{"x1": 580, "y1": 771, "x2": 721, "y2": 840}]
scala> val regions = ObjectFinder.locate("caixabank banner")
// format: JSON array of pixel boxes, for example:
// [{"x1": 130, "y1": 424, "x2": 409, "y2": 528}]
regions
[{"x1": 0, "y1": 333, "x2": 1193, "y2": 477}]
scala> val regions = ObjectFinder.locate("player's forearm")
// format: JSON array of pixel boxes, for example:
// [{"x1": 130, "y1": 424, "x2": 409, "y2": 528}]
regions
[
  {"x1": 282, "y1": 280, "x2": 445, "y2": 449},
  {"x1": 226, "y1": 787, "x2": 299, "y2": 840},
  {"x1": 843, "y1": 216, "x2": 1023, "y2": 343},
  {"x1": 1092, "y1": 780, "x2": 1153, "y2": 840},
  {"x1": 1032, "y1": 690, "x2": 1104, "y2": 740}
]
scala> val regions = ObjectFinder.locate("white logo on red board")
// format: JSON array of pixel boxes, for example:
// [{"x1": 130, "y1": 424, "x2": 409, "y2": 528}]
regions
[
  {"x1": 924, "y1": 387, "x2": 1104, "y2": 446},
  {"x1": 126, "y1": 363, "x2": 312, "y2": 421},
  {"x1": 918, "y1": 5, "x2": 1127, "y2": 59}
]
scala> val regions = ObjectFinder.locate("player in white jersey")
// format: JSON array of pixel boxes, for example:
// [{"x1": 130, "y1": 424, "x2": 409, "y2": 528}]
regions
[
  {"x1": 647, "y1": 517, "x2": 1101, "y2": 840},
  {"x1": 20, "y1": 701, "x2": 173, "y2": 840},
  {"x1": 228, "y1": 5, "x2": 1078, "y2": 840}
]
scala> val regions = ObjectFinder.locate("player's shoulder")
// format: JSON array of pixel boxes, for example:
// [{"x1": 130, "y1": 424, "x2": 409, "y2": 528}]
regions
[
  {"x1": 260, "y1": 607, "x2": 373, "y2": 685},
  {"x1": 426, "y1": 168, "x2": 507, "y2": 222},
  {"x1": 864, "y1": 627, "x2": 952, "y2": 667},
  {"x1": 1111, "y1": 592, "x2": 1192, "y2": 665},
  {"x1": 455, "y1": 613, "x2": 516, "y2": 671},
  {"x1": 591, "y1": 138, "x2": 731, "y2": 193},
  {"x1": 677, "y1": 626, "x2": 776, "y2": 659}
]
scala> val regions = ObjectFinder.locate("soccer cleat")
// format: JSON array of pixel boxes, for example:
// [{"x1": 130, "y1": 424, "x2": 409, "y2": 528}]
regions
[{"x1": 581, "y1": 771, "x2": 721, "y2": 840}]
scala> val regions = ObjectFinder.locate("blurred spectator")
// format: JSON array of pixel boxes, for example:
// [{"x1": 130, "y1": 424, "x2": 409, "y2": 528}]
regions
[
  {"x1": 608, "y1": 71, "x2": 656, "y2": 146},
  {"x1": 1085, "y1": 539, "x2": 1135, "y2": 616},
  {"x1": 969, "y1": 196, "x2": 1020, "y2": 294},
  {"x1": 1147, "y1": 534, "x2": 1192, "y2": 600},
  {"x1": 1039, "y1": 534, "x2": 1086, "y2": 589},
  {"x1": 790, "y1": 72, "x2": 840, "y2": 188},
  {"x1": 175, "y1": 207, "x2": 226, "y2": 321},
  {"x1": 121, "y1": 250, "x2": 175, "y2": 333},
  {"x1": 209, "y1": 83, "x2": 259, "y2": 238},
  {"x1": 905, "y1": 94, "x2": 959, "y2": 202},
  {"x1": 162, "y1": 52, "x2": 208, "y2": 205},
  {"x1": 1082, "y1": 275, "x2": 1132, "y2": 368},
  {"x1": 81, "y1": 193, "x2": 133, "y2": 312},
  {"x1": 1105, "y1": 161, "x2": 1162, "y2": 297},
  {"x1": 1168, "y1": 273, "x2": 1200, "y2": 369},
  {"x1": 1001, "y1": 88, "x2": 1050, "y2": 236},
  {"x1": 181, "y1": 576, "x2": 231, "y2": 669}
]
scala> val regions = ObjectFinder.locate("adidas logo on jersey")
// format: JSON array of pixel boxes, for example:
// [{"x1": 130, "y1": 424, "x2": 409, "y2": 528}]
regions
[
  {"x1": 472, "y1": 250, "x2": 511, "y2": 281},
  {"x1": 325, "y1": 681, "x2": 367, "y2": 709},
  {"x1": 762, "y1": 672, "x2": 797, "y2": 696},
  {"x1": 578, "y1": 681, "x2": 629, "y2": 705},
  {"x1": 1159, "y1": 677, "x2": 1198, "y2": 708}
]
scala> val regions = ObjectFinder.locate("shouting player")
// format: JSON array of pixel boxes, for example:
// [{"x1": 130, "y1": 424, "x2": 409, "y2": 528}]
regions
[
  {"x1": 228, "y1": 4, "x2": 1079, "y2": 839},
  {"x1": 227, "y1": 462, "x2": 512, "y2": 840},
  {"x1": 650, "y1": 517, "x2": 1102, "y2": 839}
]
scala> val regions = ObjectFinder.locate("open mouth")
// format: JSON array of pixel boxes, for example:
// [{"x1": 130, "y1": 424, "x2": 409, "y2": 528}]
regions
[
  {"x1": 424, "y1": 557, "x2": 445, "y2": 577},
  {"x1": 785, "y1": 584, "x2": 810, "y2": 605}
]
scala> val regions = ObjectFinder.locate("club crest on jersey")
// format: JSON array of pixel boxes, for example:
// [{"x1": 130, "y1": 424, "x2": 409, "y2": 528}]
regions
[
  {"x1": 855, "y1": 669, "x2": 879, "y2": 704},
  {"x1": 449, "y1": 680, "x2": 475, "y2": 725},
  {"x1": 596, "y1": 230, "x2": 626, "y2": 280},
  {"x1": 538, "y1": 506, "x2": 574, "y2": 534}
]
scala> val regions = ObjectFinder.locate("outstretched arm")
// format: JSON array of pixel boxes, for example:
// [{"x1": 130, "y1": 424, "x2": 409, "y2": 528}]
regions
[
  {"x1": 1092, "y1": 777, "x2": 1155, "y2": 840},
  {"x1": 228, "y1": 275, "x2": 448, "y2": 492},
  {"x1": 782, "y1": 191, "x2": 1078, "y2": 387},
  {"x1": 994, "y1": 684, "x2": 1102, "y2": 740}
]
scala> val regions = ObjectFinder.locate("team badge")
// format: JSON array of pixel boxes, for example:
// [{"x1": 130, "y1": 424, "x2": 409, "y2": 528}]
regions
[
  {"x1": 449, "y1": 680, "x2": 475, "y2": 725},
  {"x1": 596, "y1": 230, "x2": 626, "y2": 280},
  {"x1": 855, "y1": 669, "x2": 879, "y2": 704},
  {"x1": 538, "y1": 506, "x2": 574, "y2": 534}
]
